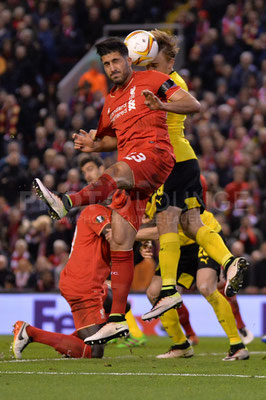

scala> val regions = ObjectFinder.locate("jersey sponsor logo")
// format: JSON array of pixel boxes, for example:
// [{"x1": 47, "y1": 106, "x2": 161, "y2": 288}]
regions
[
  {"x1": 124, "y1": 152, "x2": 146, "y2": 163},
  {"x1": 109, "y1": 86, "x2": 136, "y2": 122},
  {"x1": 96, "y1": 215, "x2": 105, "y2": 223}
]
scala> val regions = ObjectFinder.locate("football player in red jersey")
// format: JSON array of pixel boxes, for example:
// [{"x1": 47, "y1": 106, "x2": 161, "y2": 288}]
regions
[
  {"x1": 33, "y1": 37, "x2": 200, "y2": 344},
  {"x1": 12, "y1": 203, "x2": 112, "y2": 359}
]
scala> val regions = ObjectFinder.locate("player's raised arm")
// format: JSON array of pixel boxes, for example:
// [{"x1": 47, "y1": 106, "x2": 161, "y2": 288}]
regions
[
  {"x1": 142, "y1": 88, "x2": 200, "y2": 114},
  {"x1": 73, "y1": 129, "x2": 117, "y2": 152}
]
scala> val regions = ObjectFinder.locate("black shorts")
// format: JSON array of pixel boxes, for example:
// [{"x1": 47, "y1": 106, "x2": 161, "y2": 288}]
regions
[
  {"x1": 155, "y1": 159, "x2": 205, "y2": 213},
  {"x1": 155, "y1": 231, "x2": 223, "y2": 289}
]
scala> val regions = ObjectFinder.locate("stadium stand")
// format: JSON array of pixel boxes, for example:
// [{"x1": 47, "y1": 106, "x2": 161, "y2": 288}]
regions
[{"x1": 0, "y1": 0, "x2": 265, "y2": 293}]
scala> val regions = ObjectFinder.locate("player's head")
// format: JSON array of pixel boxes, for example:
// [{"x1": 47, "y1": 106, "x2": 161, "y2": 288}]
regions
[
  {"x1": 79, "y1": 154, "x2": 105, "y2": 183},
  {"x1": 146, "y1": 30, "x2": 179, "y2": 74},
  {"x1": 96, "y1": 37, "x2": 132, "y2": 86}
]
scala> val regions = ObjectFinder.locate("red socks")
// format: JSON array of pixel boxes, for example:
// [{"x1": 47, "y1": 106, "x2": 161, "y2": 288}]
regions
[
  {"x1": 110, "y1": 250, "x2": 134, "y2": 315},
  {"x1": 177, "y1": 303, "x2": 196, "y2": 337},
  {"x1": 26, "y1": 326, "x2": 91, "y2": 358},
  {"x1": 69, "y1": 173, "x2": 118, "y2": 207}
]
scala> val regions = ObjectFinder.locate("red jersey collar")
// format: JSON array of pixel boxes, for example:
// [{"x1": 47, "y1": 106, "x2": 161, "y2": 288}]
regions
[{"x1": 110, "y1": 71, "x2": 135, "y2": 95}]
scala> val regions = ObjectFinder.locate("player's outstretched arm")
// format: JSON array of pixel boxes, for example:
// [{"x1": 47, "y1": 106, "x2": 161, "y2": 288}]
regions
[
  {"x1": 142, "y1": 89, "x2": 200, "y2": 115},
  {"x1": 73, "y1": 129, "x2": 117, "y2": 152},
  {"x1": 136, "y1": 226, "x2": 159, "y2": 241}
]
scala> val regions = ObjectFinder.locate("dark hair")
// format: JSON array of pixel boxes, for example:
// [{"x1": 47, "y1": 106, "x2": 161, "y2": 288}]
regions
[
  {"x1": 79, "y1": 154, "x2": 104, "y2": 169},
  {"x1": 96, "y1": 37, "x2": 128, "y2": 58}
]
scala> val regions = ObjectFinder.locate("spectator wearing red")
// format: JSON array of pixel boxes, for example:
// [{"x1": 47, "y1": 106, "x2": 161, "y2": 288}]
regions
[
  {"x1": 225, "y1": 166, "x2": 249, "y2": 214},
  {"x1": 10, "y1": 239, "x2": 30, "y2": 272}
]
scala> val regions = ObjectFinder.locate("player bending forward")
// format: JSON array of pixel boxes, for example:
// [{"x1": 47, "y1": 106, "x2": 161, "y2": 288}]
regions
[{"x1": 12, "y1": 201, "x2": 132, "y2": 359}]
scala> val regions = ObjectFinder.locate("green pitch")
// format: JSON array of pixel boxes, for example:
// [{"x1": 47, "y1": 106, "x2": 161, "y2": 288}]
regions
[{"x1": 0, "y1": 335, "x2": 265, "y2": 400}]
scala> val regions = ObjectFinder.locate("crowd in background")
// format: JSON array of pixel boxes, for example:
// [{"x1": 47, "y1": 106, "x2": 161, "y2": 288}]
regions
[{"x1": 0, "y1": 0, "x2": 265, "y2": 293}]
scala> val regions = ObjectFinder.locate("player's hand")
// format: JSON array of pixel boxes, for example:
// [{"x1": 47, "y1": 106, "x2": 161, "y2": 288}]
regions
[
  {"x1": 105, "y1": 228, "x2": 112, "y2": 243},
  {"x1": 72, "y1": 129, "x2": 97, "y2": 152},
  {"x1": 142, "y1": 90, "x2": 164, "y2": 110},
  {"x1": 140, "y1": 240, "x2": 153, "y2": 258}
]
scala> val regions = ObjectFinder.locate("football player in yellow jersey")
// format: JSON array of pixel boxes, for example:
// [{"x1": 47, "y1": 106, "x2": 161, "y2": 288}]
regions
[
  {"x1": 141, "y1": 30, "x2": 249, "y2": 321},
  {"x1": 138, "y1": 188, "x2": 249, "y2": 361}
]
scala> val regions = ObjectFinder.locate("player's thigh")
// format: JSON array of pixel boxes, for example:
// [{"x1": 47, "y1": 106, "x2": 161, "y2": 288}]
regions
[
  {"x1": 180, "y1": 207, "x2": 204, "y2": 239},
  {"x1": 122, "y1": 147, "x2": 174, "y2": 195},
  {"x1": 146, "y1": 274, "x2": 162, "y2": 305},
  {"x1": 105, "y1": 161, "x2": 134, "y2": 189},
  {"x1": 110, "y1": 209, "x2": 136, "y2": 249},
  {"x1": 156, "y1": 206, "x2": 181, "y2": 235}
]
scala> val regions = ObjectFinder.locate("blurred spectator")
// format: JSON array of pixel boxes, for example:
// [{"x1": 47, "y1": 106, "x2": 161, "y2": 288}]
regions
[
  {"x1": 225, "y1": 166, "x2": 249, "y2": 214},
  {"x1": 233, "y1": 216, "x2": 263, "y2": 254},
  {"x1": 28, "y1": 255, "x2": 55, "y2": 292},
  {"x1": 231, "y1": 51, "x2": 258, "y2": 94},
  {"x1": 46, "y1": 218, "x2": 73, "y2": 257},
  {"x1": 17, "y1": 84, "x2": 40, "y2": 143},
  {"x1": 65, "y1": 168, "x2": 82, "y2": 192},
  {"x1": 78, "y1": 59, "x2": 108, "y2": 98},
  {"x1": 0, "y1": 151, "x2": 28, "y2": 205},
  {"x1": 221, "y1": 4, "x2": 242, "y2": 39},
  {"x1": 14, "y1": 258, "x2": 33, "y2": 289},
  {"x1": 10, "y1": 238, "x2": 30, "y2": 272},
  {"x1": 0, "y1": 94, "x2": 20, "y2": 140},
  {"x1": 55, "y1": 102, "x2": 71, "y2": 131},
  {"x1": 55, "y1": 14, "x2": 85, "y2": 76},
  {"x1": 52, "y1": 128, "x2": 67, "y2": 153},
  {"x1": 28, "y1": 126, "x2": 49, "y2": 161},
  {"x1": 83, "y1": 106, "x2": 99, "y2": 131},
  {"x1": 0, "y1": 254, "x2": 11, "y2": 288},
  {"x1": 48, "y1": 239, "x2": 68, "y2": 269},
  {"x1": 37, "y1": 17, "x2": 56, "y2": 76}
]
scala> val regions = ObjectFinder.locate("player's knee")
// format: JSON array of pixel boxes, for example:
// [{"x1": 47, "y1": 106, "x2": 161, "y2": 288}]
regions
[
  {"x1": 181, "y1": 210, "x2": 202, "y2": 239},
  {"x1": 197, "y1": 282, "x2": 215, "y2": 298},
  {"x1": 157, "y1": 207, "x2": 181, "y2": 233},
  {"x1": 107, "y1": 163, "x2": 133, "y2": 188},
  {"x1": 91, "y1": 344, "x2": 104, "y2": 358}
]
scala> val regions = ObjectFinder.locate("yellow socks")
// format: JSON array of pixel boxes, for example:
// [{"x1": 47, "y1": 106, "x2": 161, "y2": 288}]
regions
[
  {"x1": 159, "y1": 232, "x2": 180, "y2": 286},
  {"x1": 160, "y1": 308, "x2": 187, "y2": 345},
  {"x1": 206, "y1": 289, "x2": 242, "y2": 345},
  {"x1": 196, "y1": 226, "x2": 233, "y2": 267},
  {"x1": 125, "y1": 309, "x2": 143, "y2": 338}
]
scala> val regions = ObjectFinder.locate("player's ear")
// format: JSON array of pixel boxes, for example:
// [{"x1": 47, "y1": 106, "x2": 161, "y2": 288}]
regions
[
  {"x1": 169, "y1": 58, "x2": 175, "y2": 70},
  {"x1": 99, "y1": 165, "x2": 105, "y2": 175},
  {"x1": 127, "y1": 56, "x2": 133, "y2": 66}
]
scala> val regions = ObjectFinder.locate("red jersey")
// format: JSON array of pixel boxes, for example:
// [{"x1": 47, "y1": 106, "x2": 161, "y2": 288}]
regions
[
  {"x1": 59, "y1": 204, "x2": 111, "y2": 296},
  {"x1": 96, "y1": 70, "x2": 180, "y2": 160}
]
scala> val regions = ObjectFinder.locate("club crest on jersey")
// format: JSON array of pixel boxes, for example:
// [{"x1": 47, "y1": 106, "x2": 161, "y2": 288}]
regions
[{"x1": 96, "y1": 215, "x2": 105, "y2": 223}]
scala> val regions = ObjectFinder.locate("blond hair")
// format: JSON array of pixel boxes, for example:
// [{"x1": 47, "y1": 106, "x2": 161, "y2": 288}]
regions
[{"x1": 150, "y1": 29, "x2": 179, "y2": 61}]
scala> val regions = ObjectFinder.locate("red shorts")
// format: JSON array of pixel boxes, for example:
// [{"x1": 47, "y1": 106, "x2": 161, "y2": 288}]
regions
[
  {"x1": 111, "y1": 147, "x2": 174, "y2": 230},
  {"x1": 121, "y1": 147, "x2": 175, "y2": 195},
  {"x1": 108, "y1": 189, "x2": 148, "y2": 231},
  {"x1": 60, "y1": 283, "x2": 108, "y2": 331}
]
